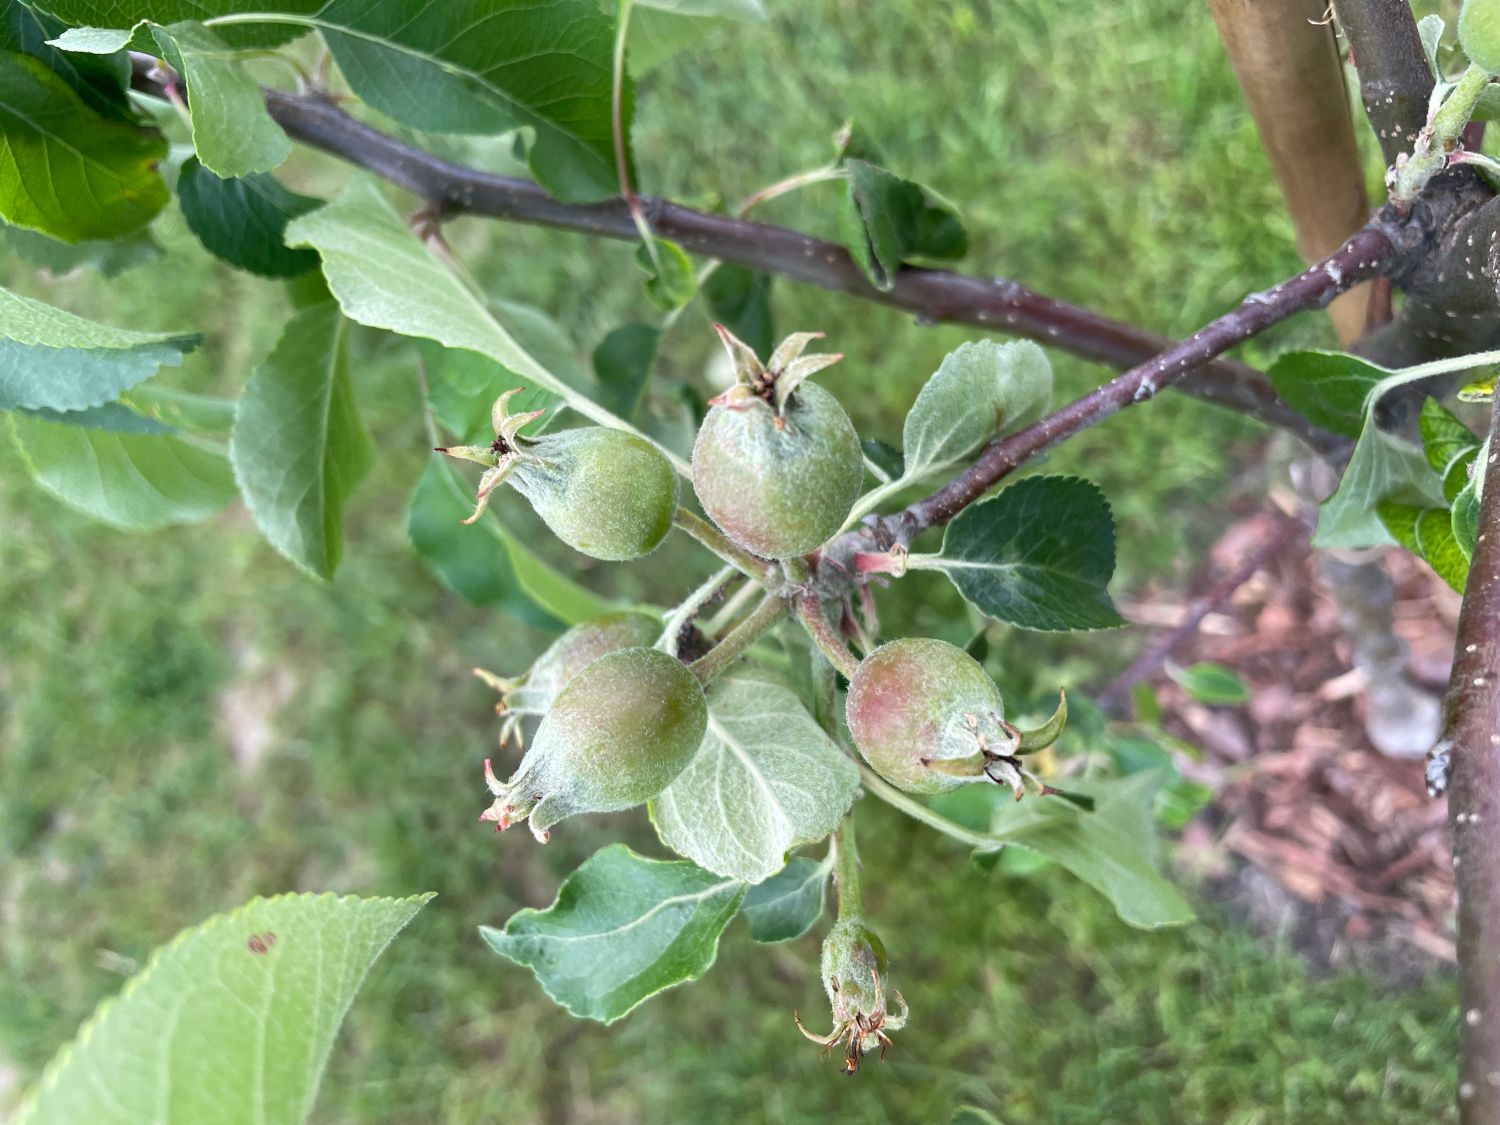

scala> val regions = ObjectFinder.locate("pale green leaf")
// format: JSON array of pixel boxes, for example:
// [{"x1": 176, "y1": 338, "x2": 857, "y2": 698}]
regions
[
  {"x1": 0, "y1": 286, "x2": 198, "y2": 411},
  {"x1": 989, "y1": 772, "x2": 1193, "y2": 929},
  {"x1": 1315, "y1": 416, "x2": 1443, "y2": 549},
  {"x1": 0, "y1": 220, "x2": 160, "y2": 277},
  {"x1": 14, "y1": 891, "x2": 431, "y2": 1125},
  {"x1": 284, "y1": 177, "x2": 632, "y2": 441},
  {"x1": 650, "y1": 676, "x2": 860, "y2": 883},
  {"x1": 9, "y1": 409, "x2": 236, "y2": 529},
  {"x1": 913, "y1": 475, "x2": 1124, "y2": 631},
  {"x1": 635, "y1": 238, "x2": 696, "y2": 310},
  {"x1": 901, "y1": 339, "x2": 1052, "y2": 481},
  {"x1": 0, "y1": 49, "x2": 167, "y2": 241},
  {"x1": 45, "y1": 25, "x2": 135, "y2": 53},
  {"x1": 481, "y1": 844, "x2": 744, "y2": 1023},
  {"x1": 37, "y1": 1, "x2": 320, "y2": 49},
  {"x1": 230, "y1": 304, "x2": 371, "y2": 579},
  {"x1": 1454, "y1": 475, "x2": 1482, "y2": 559},
  {"x1": 1166, "y1": 661, "x2": 1249, "y2": 706},
  {"x1": 740, "y1": 855, "x2": 830, "y2": 943},
  {"x1": 1462, "y1": 0, "x2": 1500, "y2": 73}
]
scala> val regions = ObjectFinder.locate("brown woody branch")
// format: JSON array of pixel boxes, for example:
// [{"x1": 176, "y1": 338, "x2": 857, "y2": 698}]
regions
[
  {"x1": 127, "y1": 61, "x2": 1334, "y2": 447},
  {"x1": 1440, "y1": 392, "x2": 1500, "y2": 1124},
  {"x1": 1331, "y1": 0, "x2": 1434, "y2": 164}
]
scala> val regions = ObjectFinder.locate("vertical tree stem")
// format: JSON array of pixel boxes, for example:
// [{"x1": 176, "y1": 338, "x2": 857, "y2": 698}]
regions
[
  {"x1": 1330, "y1": 0, "x2": 1434, "y2": 164},
  {"x1": 1446, "y1": 394, "x2": 1500, "y2": 1122}
]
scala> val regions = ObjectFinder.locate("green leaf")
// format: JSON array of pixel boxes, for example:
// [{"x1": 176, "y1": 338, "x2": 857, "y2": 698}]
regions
[
  {"x1": 901, "y1": 339, "x2": 1053, "y2": 481},
  {"x1": 406, "y1": 456, "x2": 610, "y2": 628},
  {"x1": 1418, "y1": 13, "x2": 1446, "y2": 78},
  {"x1": 1462, "y1": 0, "x2": 1500, "y2": 73},
  {"x1": 421, "y1": 340, "x2": 557, "y2": 444},
  {"x1": 1266, "y1": 349, "x2": 1384, "y2": 440},
  {"x1": 703, "y1": 263, "x2": 773, "y2": 357},
  {"x1": 990, "y1": 772, "x2": 1194, "y2": 929},
  {"x1": 1454, "y1": 476, "x2": 1481, "y2": 559},
  {"x1": 123, "y1": 384, "x2": 237, "y2": 434},
  {"x1": 9, "y1": 408, "x2": 236, "y2": 529},
  {"x1": 913, "y1": 475, "x2": 1125, "y2": 632},
  {"x1": 13, "y1": 891, "x2": 431, "y2": 1125},
  {"x1": 1, "y1": 2, "x2": 132, "y2": 119},
  {"x1": 314, "y1": 0, "x2": 624, "y2": 202},
  {"x1": 0, "y1": 286, "x2": 200, "y2": 412},
  {"x1": 626, "y1": 0, "x2": 766, "y2": 74},
  {"x1": 20, "y1": 401, "x2": 172, "y2": 433},
  {"x1": 1419, "y1": 396, "x2": 1481, "y2": 502},
  {"x1": 150, "y1": 20, "x2": 291, "y2": 177},
  {"x1": 740, "y1": 855, "x2": 830, "y2": 943},
  {"x1": 650, "y1": 675, "x2": 860, "y2": 883},
  {"x1": 177, "y1": 156, "x2": 320, "y2": 276},
  {"x1": 285, "y1": 178, "x2": 607, "y2": 424},
  {"x1": 635, "y1": 238, "x2": 697, "y2": 311},
  {"x1": 838, "y1": 157, "x2": 966, "y2": 290},
  {"x1": 1166, "y1": 661, "x2": 1250, "y2": 706},
  {"x1": 481, "y1": 844, "x2": 745, "y2": 1024},
  {"x1": 0, "y1": 49, "x2": 167, "y2": 241},
  {"x1": 951, "y1": 1109, "x2": 1005, "y2": 1125},
  {"x1": 0, "y1": 220, "x2": 160, "y2": 276},
  {"x1": 230, "y1": 304, "x2": 371, "y2": 579},
  {"x1": 1377, "y1": 499, "x2": 1470, "y2": 593},
  {"x1": 592, "y1": 323, "x2": 657, "y2": 422},
  {"x1": 36, "y1": 1, "x2": 320, "y2": 49}
]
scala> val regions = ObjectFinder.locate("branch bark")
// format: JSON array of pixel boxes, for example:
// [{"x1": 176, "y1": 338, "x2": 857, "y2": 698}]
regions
[
  {"x1": 868, "y1": 225, "x2": 1396, "y2": 545},
  {"x1": 127, "y1": 60, "x2": 1336, "y2": 446},
  {"x1": 1331, "y1": 0, "x2": 1434, "y2": 164},
  {"x1": 1442, "y1": 393, "x2": 1500, "y2": 1123}
]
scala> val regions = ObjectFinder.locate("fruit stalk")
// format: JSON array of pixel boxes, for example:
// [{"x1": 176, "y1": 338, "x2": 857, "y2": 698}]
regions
[
  {"x1": 685, "y1": 594, "x2": 789, "y2": 684},
  {"x1": 795, "y1": 594, "x2": 861, "y2": 679},
  {"x1": 673, "y1": 506, "x2": 778, "y2": 584},
  {"x1": 832, "y1": 816, "x2": 863, "y2": 920}
]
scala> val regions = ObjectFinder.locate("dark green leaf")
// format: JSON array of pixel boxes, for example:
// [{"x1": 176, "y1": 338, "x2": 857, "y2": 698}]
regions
[
  {"x1": 8, "y1": 409, "x2": 236, "y2": 529},
  {"x1": 35, "y1": 1, "x2": 320, "y2": 48},
  {"x1": 1419, "y1": 396, "x2": 1481, "y2": 503},
  {"x1": 20, "y1": 401, "x2": 172, "y2": 433},
  {"x1": 636, "y1": 238, "x2": 696, "y2": 310},
  {"x1": 0, "y1": 287, "x2": 198, "y2": 411},
  {"x1": 12, "y1": 892, "x2": 431, "y2": 1125},
  {"x1": 1266, "y1": 349, "x2": 1385, "y2": 440},
  {"x1": 316, "y1": 0, "x2": 624, "y2": 202},
  {"x1": 177, "y1": 157, "x2": 320, "y2": 276},
  {"x1": 230, "y1": 304, "x2": 371, "y2": 579},
  {"x1": 1377, "y1": 499, "x2": 1470, "y2": 593},
  {"x1": 861, "y1": 437, "x2": 904, "y2": 481},
  {"x1": 838, "y1": 158, "x2": 966, "y2": 290},
  {"x1": 0, "y1": 1, "x2": 131, "y2": 119},
  {"x1": 480, "y1": 844, "x2": 745, "y2": 1023},
  {"x1": 592, "y1": 323, "x2": 657, "y2": 422},
  {"x1": 150, "y1": 21, "x2": 290, "y2": 177},
  {"x1": 741, "y1": 855, "x2": 829, "y2": 943},
  {"x1": 703, "y1": 263, "x2": 773, "y2": 356},
  {"x1": 1166, "y1": 661, "x2": 1250, "y2": 706},
  {"x1": 0, "y1": 49, "x2": 167, "y2": 240},
  {"x1": 406, "y1": 456, "x2": 610, "y2": 628},
  {"x1": 915, "y1": 475, "x2": 1124, "y2": 631}
]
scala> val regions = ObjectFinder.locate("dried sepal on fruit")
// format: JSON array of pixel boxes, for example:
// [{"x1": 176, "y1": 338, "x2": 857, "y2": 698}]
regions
[
  {"x1": 478, "y1": 647, "x2": 707, "y2": 842},
  {"x1": 440, "y1": 389, "x2": 679, "y2": 561},
  {"x1": 845, "y1": 637, "x2": 1068, "y2": 798},
  {"x1": 795, "y1": 918, "x2": 907, "y2": 1074},
  {"x1": 475, "y1": 612, "x2": 661, "y2": 748},
  {"x1": 691, "y1": 325, "x2": 863, "y2": 559}
]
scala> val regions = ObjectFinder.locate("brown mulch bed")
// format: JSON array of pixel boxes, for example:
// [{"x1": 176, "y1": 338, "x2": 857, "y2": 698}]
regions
[{"x1": 1121, "y1": 509, "x2": 1461, "y2": 972}]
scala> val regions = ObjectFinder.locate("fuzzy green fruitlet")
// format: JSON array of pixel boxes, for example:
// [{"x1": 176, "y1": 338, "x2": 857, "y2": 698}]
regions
[
  {"x1": 692, "y1": 326, "x2": 863, "y2": 559},
  {"x1": 796, "y1": 918, "x2": 906, "y2": 1073},
  {"x1": 475, "y1": 612, "x2": 661, "y2": 748},
  {"x1": 442, "y1": 391, "x2": 678, "y2": 561},
  {"x1": 845, "y1": 637, "x2": 1067, "y2": 798},
  {"x1": 480, "y1": 647, "x2": 707, "y2": 841}
]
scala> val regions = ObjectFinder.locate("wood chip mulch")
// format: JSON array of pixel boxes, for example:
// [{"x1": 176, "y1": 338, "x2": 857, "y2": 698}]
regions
[{"x1": 1119, "y1": 509, "x2": 1462, "y2": 969}]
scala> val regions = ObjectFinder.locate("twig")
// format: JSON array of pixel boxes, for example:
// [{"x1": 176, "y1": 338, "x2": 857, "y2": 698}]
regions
[
  {"x1": 1095, "y1": 514, "x2": 1307, "y2": 716},
  {"x1": 124, "y1": 59, "x2": 1337, "y2": 446},
  {"x1": 870, "y1": 224, "x2": 1394, "y2": 545},
  {"x1": 1439, "y1": 393, "x2": 1500, "y2": 1123}
]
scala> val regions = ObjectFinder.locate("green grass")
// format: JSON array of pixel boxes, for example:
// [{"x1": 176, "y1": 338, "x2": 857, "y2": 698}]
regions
[{"x1": 0, "y1": 0, "x2": 1461, "y2": 1121}]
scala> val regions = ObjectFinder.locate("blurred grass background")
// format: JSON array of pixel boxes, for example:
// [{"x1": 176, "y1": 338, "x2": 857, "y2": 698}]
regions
[{"x1": 0, "y1": 0, "x2": 1464, "y2": 1120}]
